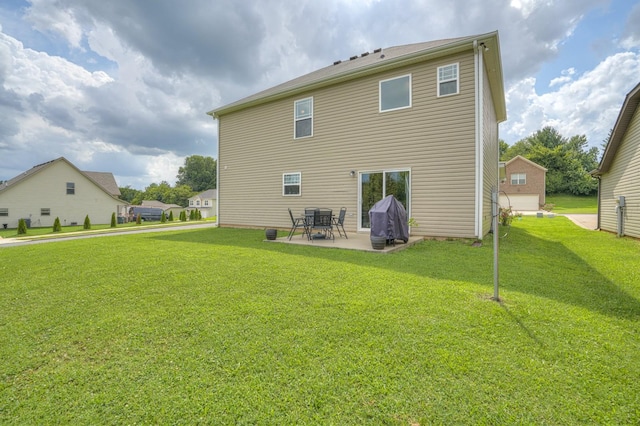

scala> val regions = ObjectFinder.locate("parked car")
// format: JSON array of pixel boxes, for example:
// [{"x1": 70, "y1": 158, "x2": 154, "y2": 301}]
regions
[{"x1": 129, "y1": 206, "x2": 163, "y2": 222}]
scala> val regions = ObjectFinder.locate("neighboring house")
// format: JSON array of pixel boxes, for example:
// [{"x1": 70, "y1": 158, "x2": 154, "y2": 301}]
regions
[
  {"x1": 207, "y1": 31, "x2": 506, "y2": 238},
  {"x1": 188, "y1": 189, "x2": 217, "y2": 218},
  {"x1": 592, "y1": 82, "x2": 640, "y2": 238},
  {"x1": 498, "y1": 155, "x2": 547, "y2": 211},
  {"x1": 0, "y1": 157, "x2": 125, "y2": 228},
  {"x1": 141, "y1": 200, "x2": 184, "y2": 218}
]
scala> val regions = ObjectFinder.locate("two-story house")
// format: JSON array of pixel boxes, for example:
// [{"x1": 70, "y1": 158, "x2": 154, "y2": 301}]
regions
[
  {"x1": 207, "y1": 31, "x2": 506, "y2": 239},
  {"x1": 499, "y1": 155, "x2": 547, "y2": 211},
  {"x1": 188, "y1": 189, "x2": 217, "y2": 218}
]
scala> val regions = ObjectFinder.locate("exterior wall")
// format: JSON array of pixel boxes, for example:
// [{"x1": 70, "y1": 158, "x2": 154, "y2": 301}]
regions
[
  {"x1": 599, "y1": 104, "x2": 640, "y2": 238},
  {"x1": 218, "y1": 50, "x2": 481, "y2": 238},
  {"x1": 481, "y1": 57, "x2": 499, "y2": 235},
  {"x1": 500, "y1": 157, "x2": 546, "y2": 209},
  {"x1": 0, "y1": 161, "x2": 122, "y2": 228}
]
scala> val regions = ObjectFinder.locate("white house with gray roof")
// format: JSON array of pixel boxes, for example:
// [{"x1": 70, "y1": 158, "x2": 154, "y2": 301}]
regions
[
  {"x1": 188, "y1": 189, "x2": 217, "y2": 218},
  {"x1": 0, "y1": 157, "x2": 125, "y2": 229}
]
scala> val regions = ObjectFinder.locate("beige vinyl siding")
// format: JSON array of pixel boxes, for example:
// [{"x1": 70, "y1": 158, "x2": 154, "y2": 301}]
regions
[
  {"x1": 218, "y1": 51, "x2": 478, "y2": 237},
  {"x1": 0, "y1": 160, "x2": 121, "y2": 228},
  {"x1": 599, "y1": 104, "x2": 640, "y2": 238},
  {"x1": 481, "y1": 62, "x2": 499, "y2": 236}
]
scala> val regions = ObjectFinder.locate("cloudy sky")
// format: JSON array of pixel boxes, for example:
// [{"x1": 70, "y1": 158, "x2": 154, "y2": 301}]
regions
[{"x1": 1, "y1": 0, "x2": 639, "y2": 189}]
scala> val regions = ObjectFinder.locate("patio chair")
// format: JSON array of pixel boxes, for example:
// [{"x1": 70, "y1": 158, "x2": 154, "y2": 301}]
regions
[
  {"x1": 288, "y1": 208, "x2": 310, "y2": 240},
  {"x1": 333, "y1": 207, "x2": 348, "y2": 238},
  {"x1": 310, "y1": 208, "x2": 334, "y2": 242}
]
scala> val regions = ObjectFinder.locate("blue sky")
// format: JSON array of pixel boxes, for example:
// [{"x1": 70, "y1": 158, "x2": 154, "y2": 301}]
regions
[{"x1": 0, "y1": 0, "x2": 639, "y2": 188}]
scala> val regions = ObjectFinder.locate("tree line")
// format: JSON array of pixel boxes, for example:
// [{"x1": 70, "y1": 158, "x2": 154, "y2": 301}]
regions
[
  {"x1": 119, "y1": 155, "x2": 216, "y2": 206},
  {"x1": 501, "y1": 126, "x2": 601, "y2": 196}
]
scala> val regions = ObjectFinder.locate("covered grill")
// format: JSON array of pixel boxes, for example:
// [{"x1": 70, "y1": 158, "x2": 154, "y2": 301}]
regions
[{"x1": 368, "y1": 195, "x2": 409, "y2": 243}]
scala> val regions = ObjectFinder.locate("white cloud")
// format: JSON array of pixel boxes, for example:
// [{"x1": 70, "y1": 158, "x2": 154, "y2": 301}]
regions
[{"x1": 502, "y1": 52, "x2": 640, "y2": 147}]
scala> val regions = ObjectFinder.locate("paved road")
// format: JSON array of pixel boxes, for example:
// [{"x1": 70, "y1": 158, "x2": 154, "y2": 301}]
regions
[{"x1": 0, "y1": 222, "x2": 218, "y2": 248}]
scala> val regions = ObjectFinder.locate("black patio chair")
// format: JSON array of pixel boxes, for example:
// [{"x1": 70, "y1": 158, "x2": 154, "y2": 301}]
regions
[
  {"x1": 332, "y1": 207, "x2": 348, "y2": 238},
  {"x1": 288, "y1": 208, "x2": 310, "y2": 240},
  {"x1": 310, "y1": 208, "x2": 334, "y2": 242}
]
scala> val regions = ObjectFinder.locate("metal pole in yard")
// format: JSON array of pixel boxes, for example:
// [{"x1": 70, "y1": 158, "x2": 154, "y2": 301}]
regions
[{"x1": 492, "y1": 188, "x2": 499, "y2": 301}]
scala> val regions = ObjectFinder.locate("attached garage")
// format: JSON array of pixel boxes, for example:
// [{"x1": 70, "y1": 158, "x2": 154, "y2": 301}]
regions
[{"x1": 499, "y1": 194, "x2": 540, "y2": 211}]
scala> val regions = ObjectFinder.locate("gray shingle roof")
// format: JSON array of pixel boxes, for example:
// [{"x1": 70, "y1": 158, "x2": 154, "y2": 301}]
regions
[
  {"x1": 208, "y1": 32, "x2": 505, "y2": 121},
  {"x1": 0, "y1": 157, "x2": 122, "y2": 199}
]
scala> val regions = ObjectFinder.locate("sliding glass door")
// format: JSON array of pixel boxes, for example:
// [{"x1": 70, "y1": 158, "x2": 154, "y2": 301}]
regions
[{"x1": 360, "y1": 170, "x2": 410, "y2": 229}]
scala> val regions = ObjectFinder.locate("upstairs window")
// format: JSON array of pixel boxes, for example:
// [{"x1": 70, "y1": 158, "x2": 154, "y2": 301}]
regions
[
  {"x1": 438, "y1": 63, "x2": 459, "y2": 96},
  {"x1": 380, "y1": 74, "x2": 411, "y2": 112},
  {"x1": 41, "y1": 208, "x2": 51, "y2": 216},
  {"x1": 511, "y1": 173, "x2": 526, "y2": 185},
  {"x1": 204, "y1": 200, "x2": 209, "y2": 206},
  {"x1": 294, "y1": 97, "x2": 313, "y2": 138},
  {"x1": 66, "y1": 182, "x2": 75, "y2": 195},
  {"x1": 196, "y1": 200, "x2": 201, "y2": 206},
  {"x1": 283, "y1": 172, "x2": 301, "y2": 196}
]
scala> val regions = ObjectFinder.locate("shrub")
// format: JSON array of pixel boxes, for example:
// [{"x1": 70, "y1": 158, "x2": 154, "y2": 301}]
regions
[
  {"x1": 110, "y1": 212, "x2": 117, "y2": 228},
  {"x1": 499, "y1": 207, "x2": 513, "y2": 226},
  {"x1": 161, "y1": 211, "x2": 167, "y2": 223},
  {"x1": 136, "y1": 213, "x2": 142, "y2": 225},
  {"x1": 189, "y1": 209, "x2": 195, "y2": 220},
  {"x1": 17, "y1": 218, "x2": 27, "y2": 235},
  {"x1": 83, "y1": 215, "x2": 91, "y2": 230},
  {"x1": 53, "y1": 217, "x2": 62, "y2": 232},
  {"x1": 169, "y1": 211, "x2": 174, "y2": 221},
  {"x1": 197, "y1": 209, "x2": 202, "y2": 220}
]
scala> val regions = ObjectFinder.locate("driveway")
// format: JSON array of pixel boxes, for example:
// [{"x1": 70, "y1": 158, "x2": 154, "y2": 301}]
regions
[{"x1": 563, "y1": 214, "x2": 598, "y2": 230}]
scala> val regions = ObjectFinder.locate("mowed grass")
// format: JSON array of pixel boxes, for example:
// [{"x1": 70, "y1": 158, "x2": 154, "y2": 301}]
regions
[
  {"x1": 546, "y1": 194, "x2": 597, "y2": 213},
  {"x1": 1, "y1": 219, "x2": 638, "y2": 424}
]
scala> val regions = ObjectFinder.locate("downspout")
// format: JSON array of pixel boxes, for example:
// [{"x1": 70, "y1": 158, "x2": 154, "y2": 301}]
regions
[
  {"x1": 214, "y1": 115, "x2": 220, "y2": 227},
  {"x1": 473, "y1": 40, "x2": 484, "y2": 238}
]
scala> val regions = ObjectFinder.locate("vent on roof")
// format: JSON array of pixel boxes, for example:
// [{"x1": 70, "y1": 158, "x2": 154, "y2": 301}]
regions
[
  {"x1": 333, "y1": 60, "x2": 342, "y2": 65},
  {"x1": 349, "y1": 55, "x2": 358, "y2": 61},
  {"x1": 373, "y1": 48, "x2": 382, "y2": 53},
  {"x1": 360, "y1": 52, "x2": 369, "y2": 57}
]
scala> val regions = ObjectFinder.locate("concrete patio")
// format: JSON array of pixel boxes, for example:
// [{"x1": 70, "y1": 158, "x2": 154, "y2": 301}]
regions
[{"x1": 265, "y1": 231, "x2": 424, "y2": 253}]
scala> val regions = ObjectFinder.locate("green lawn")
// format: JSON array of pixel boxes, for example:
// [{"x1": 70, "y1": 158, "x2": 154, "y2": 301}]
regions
[
  {"x1": 1, "y1": 219, "x2": 638, "y2": 424},
  {"x1": 545, "y1": 194, "x2": 597, "y2": 213}
]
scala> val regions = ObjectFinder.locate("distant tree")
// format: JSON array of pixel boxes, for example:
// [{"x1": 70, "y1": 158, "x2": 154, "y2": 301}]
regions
[
  {"x1": 499, "y1": 139, "x2": 509, "y2": 160},
  {"x1": 132, "y1": 182, "x2": 194, "y2": 207},
  {"x1": 168, "y1": 211, "x2": 174, "y2": 221},
  {"x1": 53, "y1": 217, "x2": 62, "y2": 232},
  {"x1": 83, "y1": 215, "x2": 91, "y2": 230},
  {"x1": 600, "y1": 128, "x2": 613, "y2": 161},
  {"x1": 189, "y1": 209, "x2": 195, "y2": 220},
  {"x1": 180, "y1": 211, "x2": 186, "y2": 221},
  {"x1": 118, "y1": 186, "x2": 143, "y2": 203},
  {"x1": 161, "y1": 211, "x2": 167, "y2": 223},
  {"x1": 136, "y1": 213, "x2": 142, "y2": 225},
  {"x1": 176, "y1": 155, "x2": 217, "y2": 192},
  {"x1": 110, "y1": 212, "x2": 117, "y2": 228},
  {"x1": 503, "y1": 127, "x2": 598, "y2": 195}
]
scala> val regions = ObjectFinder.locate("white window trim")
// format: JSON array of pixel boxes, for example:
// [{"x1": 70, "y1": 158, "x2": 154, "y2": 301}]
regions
[
  {"x1": 437, "y1": 63, "x2": 459, "y2": 97},
  {"x1": 283, "y1": 172, "x2": 302, "y2": 196},
  {"x1": 294, "y1": 97, "x2": 313, "y2": 139},
  {"x1": 379, "y1": 74, "x2": 412, "y2": 112}
]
